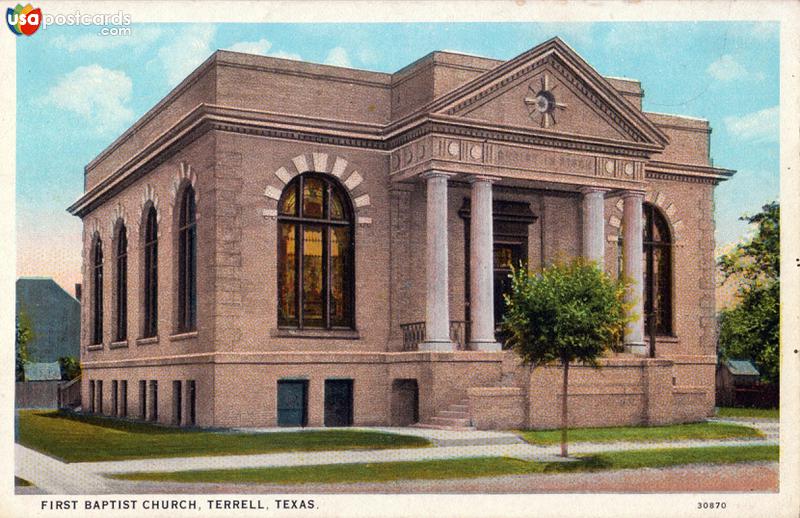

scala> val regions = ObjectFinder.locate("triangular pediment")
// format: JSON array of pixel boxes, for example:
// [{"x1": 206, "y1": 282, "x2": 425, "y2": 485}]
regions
[{"x1": 428, "y1": 38, "x2": 668, "y2": 147}]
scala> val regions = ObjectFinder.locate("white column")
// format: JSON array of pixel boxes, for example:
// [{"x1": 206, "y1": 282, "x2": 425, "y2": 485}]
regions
[
  {"x1": 420, "y1": 171, "x2": 455, "y2": 351},
  {"x1": 468, "y1": 176, "x2": 501, "y2": 352},
  {"x1": 581, "y1": 187, "x2": 608, "y2": 266},
  {"x1": 622, "y1": 191, "x2": 646, "y2": 355}
]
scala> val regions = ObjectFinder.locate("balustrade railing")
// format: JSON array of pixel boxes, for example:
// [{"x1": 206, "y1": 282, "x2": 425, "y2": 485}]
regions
[{"x1": 400, "y1": 321, "x2": 470, "y2": 351}]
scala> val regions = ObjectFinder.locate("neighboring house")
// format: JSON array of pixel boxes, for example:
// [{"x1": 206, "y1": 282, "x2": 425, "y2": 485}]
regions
[
  {"x1": 16, "y1": 277, "x2": 80, "y2": 363},
  {"x1": 716, "y1": 359, "x2": 768, "y2": 408},
  {"x1": 16, "y1": 362, "x2": 62, "y2": 409},
  {"x1": 67, "y1": 38, "x2": 733, "y2": 430}
]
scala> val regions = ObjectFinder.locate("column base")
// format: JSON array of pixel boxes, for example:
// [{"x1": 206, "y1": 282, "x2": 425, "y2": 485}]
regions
[
  {"x1": 419, "y1": 340, "x2": 456, "y2": 352},
  {"x1": 468, "y1": 341, "x2": 502, "y2": 352},
  {"x1": 624, "y1": 343, "x2": 647, "y2": 356}
]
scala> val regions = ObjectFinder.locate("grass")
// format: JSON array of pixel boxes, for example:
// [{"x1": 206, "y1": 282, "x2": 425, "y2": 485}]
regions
[
  {"x1": 716, "y1": 407, "x2": 779, "y2": 419},
  {"x1": 16, "y1": 410, "x2": 430, "y2": 463},
  {"x1": 14, "y1": 477, "x2": 32, "y2": 487},
  {"x1": 111, "y1": 445, "x2": 779, "y2": 484},
  {"x1": 516, "y1": 422, "x2": 763, "y2": 445}
]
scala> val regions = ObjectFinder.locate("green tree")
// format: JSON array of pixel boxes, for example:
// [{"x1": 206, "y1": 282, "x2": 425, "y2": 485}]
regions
[
  {"x1": 16, "y1": 309, "x2": 34, "y2": 381},
  {"x1": 58, "y1": 356, "x2": 81, "y2": 381},
  {"x1": 718, "y1": 201, "x2": 779, "y2": 384},
  {"x1": 502, "y1": 258, "x2": 631, "y2": 457}
]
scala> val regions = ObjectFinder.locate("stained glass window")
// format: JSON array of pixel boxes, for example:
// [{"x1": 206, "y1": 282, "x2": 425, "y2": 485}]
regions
[
  {"x1": 277, "y1": 174, "x2": 354, "y2": 329},
  {"x1": 143, "y1": 207, "x2": 158, "y2": 338},
  {"x1": 177, "y1": 186, "x2": 197, "y2": 333},
  {"x1": 115, "y1": 225, "x2": 127, "y2": 342},
  {"x1": 643, "y1": 203, "x2": 672, "y2": 335},
  {"x1": 92, "y1": 236, "x2": 103, "y2": 345}
]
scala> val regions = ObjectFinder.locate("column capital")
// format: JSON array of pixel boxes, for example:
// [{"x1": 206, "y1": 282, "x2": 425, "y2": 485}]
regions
[
  {"x1": 467, "y1": 174, "x2": 501, "y2": 185},
  {"x1": 621, "y1": 190, "x2": 646, "y2": 200},
  {"x1": 420, "y1": 170, "x2": 456, "y2": 181},
  {"x1": 579, "y1": 186, "x2": 610, "y2": 196}
]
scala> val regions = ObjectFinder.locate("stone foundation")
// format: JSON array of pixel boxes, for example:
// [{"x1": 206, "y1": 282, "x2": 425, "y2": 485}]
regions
[{"x1": 82, "y1": 352, "x2": 712, "y2": 430}]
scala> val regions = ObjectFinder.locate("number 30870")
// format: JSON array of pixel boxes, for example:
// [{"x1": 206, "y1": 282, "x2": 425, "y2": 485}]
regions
[{"x1": 698, "y1": 502, "x2": 726, "y2": 509}]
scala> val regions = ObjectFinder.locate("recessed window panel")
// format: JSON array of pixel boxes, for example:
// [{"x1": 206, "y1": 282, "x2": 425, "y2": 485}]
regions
[
  {"x1": 302, "y1": 177, "x2": 324, "y2": 219},
  {"x1": 279, "y1": 182, "x2": 297, "y2": 216},
  {"x1": 276, "y1": 174, "x2": 354, "y2": 329},
  {"x1": 278, "y1": 223, "x2": 298, "y2": 326},
  {"x1": 330, "y1": 226, "x2": 351, "y2": 327},
  {"x1": 302, "y1": 225, "x2": 324, "y2": 327},
  {"x1": 330, "y1": 189, "x2": 346, "y2": 220}
]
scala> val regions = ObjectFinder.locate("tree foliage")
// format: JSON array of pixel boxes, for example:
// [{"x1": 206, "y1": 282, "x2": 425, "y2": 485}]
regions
[
  {"x1": 718, "y1": 201, "x2": 780, "y2": 384},
  {"x1": 502, "y1": 258, "x2": 630, "y2": 367},
  {"x1": 16, "y1": 309, "x2": 34, "y2": 381},
  {"x1": 58, "y1": 356, "x2": 81, "y2": 381},
  {"x1": 502, "y1": 258, "x2": 631, "y2": 456}
]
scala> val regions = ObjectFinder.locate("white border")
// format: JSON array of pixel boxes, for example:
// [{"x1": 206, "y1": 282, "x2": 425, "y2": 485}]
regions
[{"x1": 2, "y1": 1, "x2": 798, "y2": 518}]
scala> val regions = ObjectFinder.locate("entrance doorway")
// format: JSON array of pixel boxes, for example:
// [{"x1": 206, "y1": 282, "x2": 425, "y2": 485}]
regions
[
  {"x1": 277, "y1": 380, "x2": 308, "y2": 427},
  {"x1": 493, "y1": 242, "x2": 525, "y2": 328},
  {"x1": 324, "y1": 379, "x2": 354, "y2": 427},
  {"x1": 461, "y1": 198, "x2": 536, "y2": 341},
  {"x1": 390, "y1": 379, "x2": 419, "y2": 426}
]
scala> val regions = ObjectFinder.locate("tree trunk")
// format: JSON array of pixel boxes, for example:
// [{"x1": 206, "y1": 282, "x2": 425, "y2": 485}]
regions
[{"x1": 561, "y1": 359, "x2": 569, "y2": 457}]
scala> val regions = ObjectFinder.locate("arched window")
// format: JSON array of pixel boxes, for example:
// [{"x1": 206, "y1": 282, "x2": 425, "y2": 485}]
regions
[
  {"x1": 643, "y1": 203, "x2": 672, "y2": 336},
  {"x1": 277, "y1": 174, "x2": 354, "y2": 329},
  {"x1": 143, "y1": 207, "x2": 158, "y2": 338},
  {"x1": 177, "y1": 185, "x2": 197, "y2": 332},
  {"x1": 115, "y1": 225, "x2": 128, "y2": 341},
  {"x1": 91, "y1": 236, "x2": 104, "y2": 345}
]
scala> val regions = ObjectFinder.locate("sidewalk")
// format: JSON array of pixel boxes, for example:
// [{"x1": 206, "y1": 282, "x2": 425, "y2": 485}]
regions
[
  {"x1": 79, "y1": 423, "x2": 778, "y2": 476},
  {"x1": 15, "y1": 444, "x2": 119, "y2": 494},
  {"x1": 17, "y1": 418, "x2": 779, "y2": 493}
]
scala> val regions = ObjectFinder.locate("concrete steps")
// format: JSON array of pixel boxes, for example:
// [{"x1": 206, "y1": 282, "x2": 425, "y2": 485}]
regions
[
  {"x1": 414, "y1": 353, "x2": 524, "y2": 430},
  {"x1": 414, "y1": 398, "x2": 476, "y2": 431}
]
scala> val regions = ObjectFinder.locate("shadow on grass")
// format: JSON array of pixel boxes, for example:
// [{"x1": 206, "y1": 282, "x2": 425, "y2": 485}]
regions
[
  {"x1": 37, "y1": 410, "x2": 198, "y2": 434},
  {"x1": 541, "y1": 456, "x2": 612, "y2": 473}
]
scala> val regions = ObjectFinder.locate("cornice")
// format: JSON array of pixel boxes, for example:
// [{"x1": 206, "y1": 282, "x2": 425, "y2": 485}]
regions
[
  {"x1": 69, "y1": 104, "x2": 728, "y2": 218},
  {"x1": 646, "y1": 160, "x2": 735, "y2": 184}
]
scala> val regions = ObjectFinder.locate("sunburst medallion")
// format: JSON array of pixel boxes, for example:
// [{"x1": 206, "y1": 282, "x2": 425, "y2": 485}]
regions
[{"x1": 524, "y1": 72, "x2": 568, "y2": 128}]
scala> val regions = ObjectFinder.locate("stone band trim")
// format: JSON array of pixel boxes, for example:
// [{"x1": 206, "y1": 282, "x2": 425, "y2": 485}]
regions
[
  {"x1": 169, "y1": 161, "x2": 199, "y2": 209},
  {"x1": 607, "y1": 189, "x2": 683, "y2": 243},
  {"x1": 262, "y1": 152, "x2": 372, "y2": 224}
]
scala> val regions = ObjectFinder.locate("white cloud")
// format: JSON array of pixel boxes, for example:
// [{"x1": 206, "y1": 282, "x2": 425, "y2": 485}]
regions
[
  {"x1": 268, "y1": 50, "x2": 302, "y2": 61},
  {"x1": 42, "y1": 65, "x2": 133, "y2": 135},
  {"x1": 324, "y1": 47, "x2": 352, "y2": 68},
  {"x1": 358, "y1": 46, "x2": 378, "y2": 65},
  {"x1": 226, "y1": 38, "x2": 272, "y2": 55},
  {"x1": 224, "y1": 38, "x2": 302, "y2": 61},
  {"x1": 51, "y1": 25, "x2": 162, "y2": 52},
  {"x1": 707, "y1": 54, "x2": 747, "y2": 81},
  {"x1": 724, "y1": 106, "x2": 778, "y2": 142},
  {"x1": 157, "y1": 25, "x2": 215, "y2": 86}
]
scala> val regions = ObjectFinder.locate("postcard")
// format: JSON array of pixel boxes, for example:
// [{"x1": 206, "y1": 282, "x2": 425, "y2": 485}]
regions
[{"x1": 3, "y1": 1, "x2": 798, "y2": 517}]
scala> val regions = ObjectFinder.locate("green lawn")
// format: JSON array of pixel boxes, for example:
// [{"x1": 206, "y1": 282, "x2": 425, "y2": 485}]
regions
[
  {"x1": 516, "y1": 422, "x2": 762, "y2": 445},
  {"x1": 16, "y1": 410, "x2": 430, "y2": 463},
  {"x1": 111, "y1": 445, "x2": 779, "y2": 484},
  {"x1": 716, "y1": 407, "x2": 779, "y2": 419}
]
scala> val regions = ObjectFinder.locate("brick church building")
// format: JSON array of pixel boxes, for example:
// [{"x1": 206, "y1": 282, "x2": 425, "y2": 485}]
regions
[{"x1": 68, "y1": 38, "x2": 733, "y2": 429}]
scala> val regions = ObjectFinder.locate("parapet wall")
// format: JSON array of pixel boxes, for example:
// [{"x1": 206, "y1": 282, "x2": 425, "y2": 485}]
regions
[{"x1": 468, "y1": 357, "x2": 712, "y2": 430}]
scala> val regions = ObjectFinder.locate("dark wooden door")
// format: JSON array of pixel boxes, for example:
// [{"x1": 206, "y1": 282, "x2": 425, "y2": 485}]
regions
[
  {"x1": 277, "y1": 380, "x2": 308, "y2": 427},
  {"x1": 324, "y1": 379, "x2": 353, "y2": 427},
  {"x1": 493, "y1": 242, "x2": 525, "y2": 329}
]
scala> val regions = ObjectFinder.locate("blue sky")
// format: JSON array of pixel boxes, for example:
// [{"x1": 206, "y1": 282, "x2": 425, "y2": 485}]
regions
[{"x1": 15, "y1": 21, "x2": 779, "y2": 291}]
